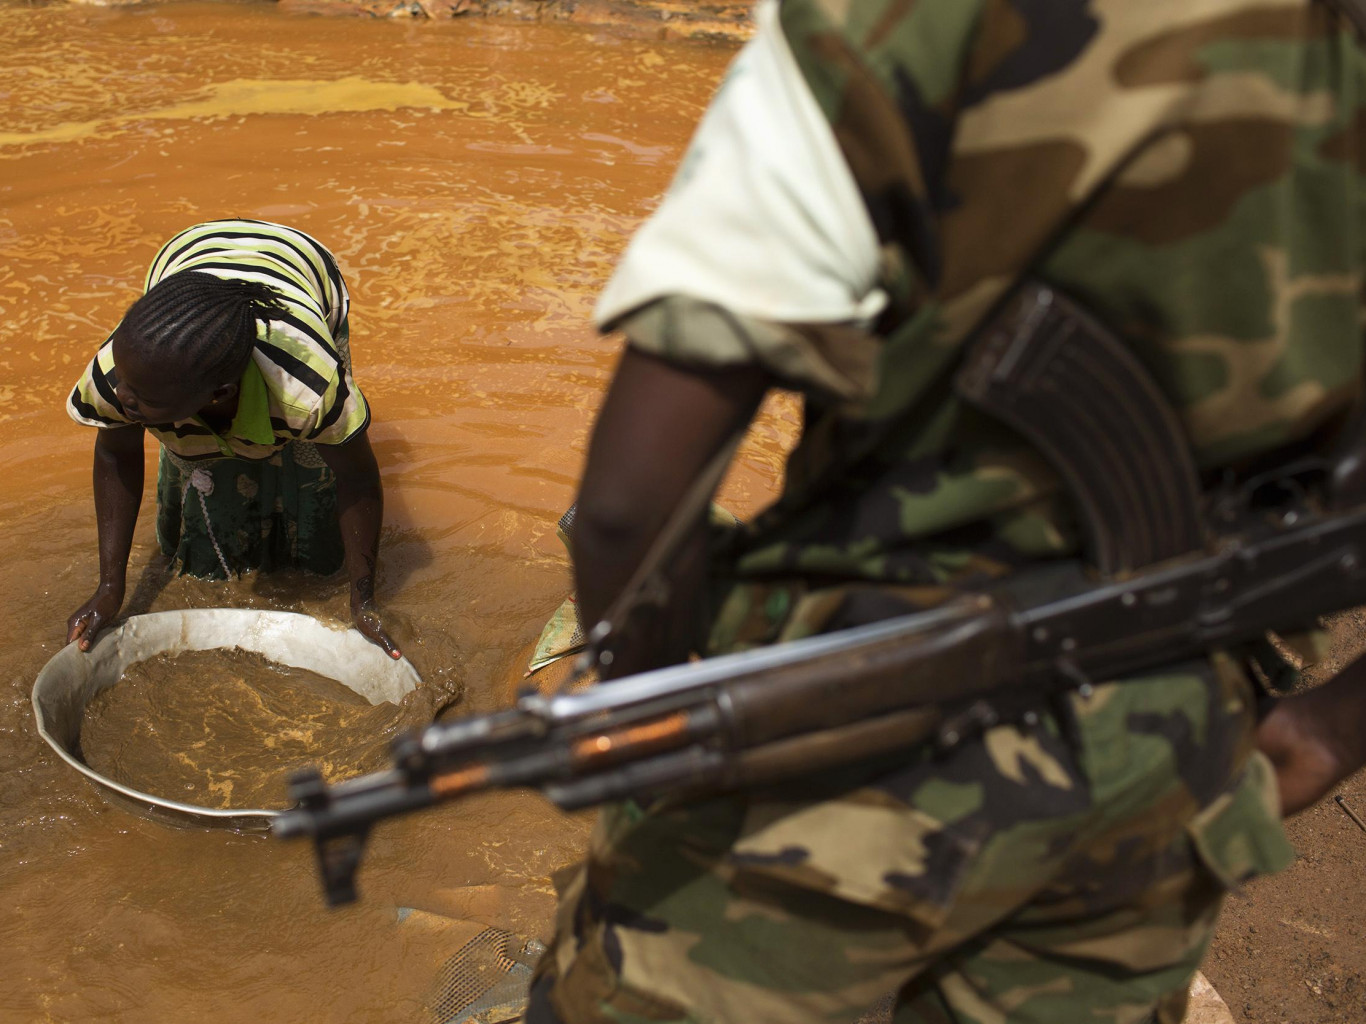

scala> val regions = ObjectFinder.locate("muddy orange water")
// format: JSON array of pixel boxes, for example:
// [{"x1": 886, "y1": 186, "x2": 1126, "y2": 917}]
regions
[
  {"x1": 82, "y1": 648, "x2": 434, "y2": 810},
  {"x1": 0, "y1": 6, "x2": 797, "y2": 1021}
]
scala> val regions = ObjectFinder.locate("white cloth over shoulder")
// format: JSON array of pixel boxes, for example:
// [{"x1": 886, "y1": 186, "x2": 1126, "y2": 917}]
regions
[{"x1": 594, "y1": 0, "x2": 886, "y2": 331}]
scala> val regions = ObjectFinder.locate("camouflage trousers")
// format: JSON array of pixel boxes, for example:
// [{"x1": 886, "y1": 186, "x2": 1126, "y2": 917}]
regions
[{"x1": 530, "y1": 659, "x2": 1293, "y2": 1024}]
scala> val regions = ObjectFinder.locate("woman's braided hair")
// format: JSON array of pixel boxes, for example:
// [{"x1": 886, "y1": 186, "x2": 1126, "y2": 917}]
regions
[{"x1": 121, "y1": 270, "x2": 287, "y2": 388}]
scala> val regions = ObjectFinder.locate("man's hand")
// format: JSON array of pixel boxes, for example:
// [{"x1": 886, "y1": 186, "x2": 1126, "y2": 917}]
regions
[
  {"x1": 66, "y1": 582, "x2": 125, "y2": 652},
  {"x1": 1256, "y1": 654, "x2": 1366, "y2": 816},
  {"x1": 351, "y1": 591, "x2": 401, "y2": 660}
]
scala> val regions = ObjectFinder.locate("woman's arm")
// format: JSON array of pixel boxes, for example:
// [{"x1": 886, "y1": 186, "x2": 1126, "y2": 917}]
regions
[
  {"x1": 317, "y1": 427, "x2": 400, "y2": 659},
  {"x1": 67, "y1": 424, "x2": 145, "y2": 651}
]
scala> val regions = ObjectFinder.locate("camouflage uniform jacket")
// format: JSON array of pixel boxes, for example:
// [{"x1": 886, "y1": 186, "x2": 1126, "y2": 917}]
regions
[
  {"x1": 529, "y1": 7, "x2": 1365, "y2": 1020},
  {"x1": 616, "y1": 0, "x2": 1366, "y2": 651}
]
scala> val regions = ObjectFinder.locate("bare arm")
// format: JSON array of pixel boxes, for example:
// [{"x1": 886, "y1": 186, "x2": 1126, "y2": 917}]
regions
[
  {"x1": 67, "y1": 424, "x2": 145, "y2": 651},
  {"x1": 573, "y1": 347, "x2": 772, "y2": 678},
  {"x1": 317, "y1": 427, "x2": 400, "y2": 659}
]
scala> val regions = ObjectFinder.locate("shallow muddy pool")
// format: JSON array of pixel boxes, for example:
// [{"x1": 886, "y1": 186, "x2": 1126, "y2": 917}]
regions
[{"x1": 0, "y1": 5, "x2": 795, "y2": 1020}]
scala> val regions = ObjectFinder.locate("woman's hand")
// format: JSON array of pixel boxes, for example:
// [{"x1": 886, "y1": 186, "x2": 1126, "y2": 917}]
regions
[
  {"x1": 66, "y1": 582, "x2": 125, "y2": 652},
  {"x1": 351, "y1": 591, "x2": 401, "y2": 660}
]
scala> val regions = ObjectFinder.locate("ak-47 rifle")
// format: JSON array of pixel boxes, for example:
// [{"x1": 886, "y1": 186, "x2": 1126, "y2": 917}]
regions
[{"x1": 275, "y1": 281, "x2": 1366, "y2": 907}]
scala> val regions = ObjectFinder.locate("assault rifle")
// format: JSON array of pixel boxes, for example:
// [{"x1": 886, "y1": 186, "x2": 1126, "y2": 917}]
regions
[{"x1": 275, "y1": 282, "x2": 1366, "y2": 906}]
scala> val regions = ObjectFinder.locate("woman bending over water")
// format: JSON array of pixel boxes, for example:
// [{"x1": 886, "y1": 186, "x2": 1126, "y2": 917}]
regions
[{"x1": 65, "y1": 219, "x2": 399, "y2": 658}]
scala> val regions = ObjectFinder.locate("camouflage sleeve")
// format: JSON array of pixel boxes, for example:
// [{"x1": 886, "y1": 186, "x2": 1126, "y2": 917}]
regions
[
  {"x1": 618, "y1": 296, "x2": 881, "y2": 403},
  {"x1": 778, "y1": 0, "x2": 993, "y2": 319}
]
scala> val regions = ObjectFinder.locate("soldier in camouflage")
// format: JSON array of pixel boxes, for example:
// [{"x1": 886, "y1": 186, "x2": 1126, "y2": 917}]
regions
[{"x1": 529, "y1": 2, "x2": 1366, "y2": 1021}]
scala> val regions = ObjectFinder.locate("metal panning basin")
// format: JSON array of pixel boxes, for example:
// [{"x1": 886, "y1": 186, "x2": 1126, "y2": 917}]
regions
[{"x1": 32, "y1": 608, "x2": 422, "y2": 833}]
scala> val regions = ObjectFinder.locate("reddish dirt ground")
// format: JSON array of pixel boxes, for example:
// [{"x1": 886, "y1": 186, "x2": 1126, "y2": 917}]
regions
[{"x1": 1203, "y1": 610, "x2": 1366, "y2": 1024}]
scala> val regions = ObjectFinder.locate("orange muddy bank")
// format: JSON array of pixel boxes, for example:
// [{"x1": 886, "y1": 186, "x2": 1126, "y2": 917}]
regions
[{"x1": 58, "y1": 0, "x2": 761, "y2": 41}]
